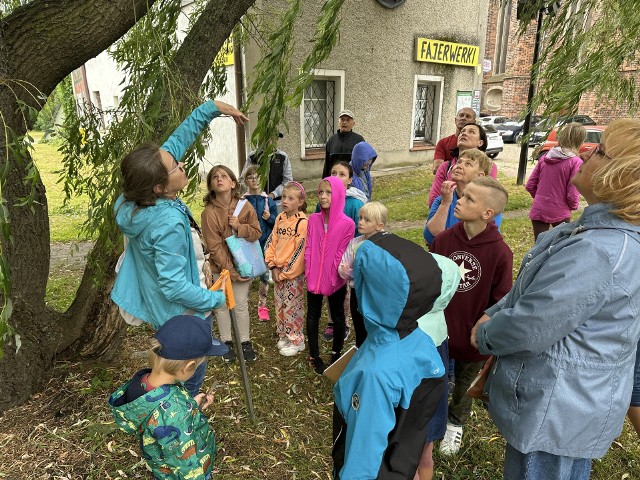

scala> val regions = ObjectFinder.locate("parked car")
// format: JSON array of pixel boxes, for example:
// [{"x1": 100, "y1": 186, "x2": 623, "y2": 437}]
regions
[
  {"x1": 479, "y1": 115, "x2": 510, "y2": 128},
  {"x1": 561, "y1": 114, "x2": 596, "y2": 126},
  {"x1": 483, "y1": 124, "x2": 504, "y2": 159},
  {"x1": 534, "y1": 125, "x2": 606, "y2": 160},
  {"x1": 496, "y1": 115, "x2": 542, "y2": 143},
  {"x1": 528, "y1": 115, "x2": 597, "y2": 146}
]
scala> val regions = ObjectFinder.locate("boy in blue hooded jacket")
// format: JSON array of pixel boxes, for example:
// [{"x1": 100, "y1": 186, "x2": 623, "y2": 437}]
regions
[
  {"x1": 332, "y1": 232, "x2": 451, "y2": 479},
  {"x1": 350, "y1": 141, "x2": 377, "y2": 201}
]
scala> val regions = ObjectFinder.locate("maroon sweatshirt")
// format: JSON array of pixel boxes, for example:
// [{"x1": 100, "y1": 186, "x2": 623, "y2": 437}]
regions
[{"x1": 430, "y1": 221, "x2": 513, "y2": 362}]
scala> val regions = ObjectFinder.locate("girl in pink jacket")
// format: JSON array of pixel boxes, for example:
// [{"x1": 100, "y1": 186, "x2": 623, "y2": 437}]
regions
[
  {"x1": 305, "y1": 176, "x2": 355, "y2": 374},
  {"x1": 526, "y1": 122, "x2": 585, "y2": 241}
]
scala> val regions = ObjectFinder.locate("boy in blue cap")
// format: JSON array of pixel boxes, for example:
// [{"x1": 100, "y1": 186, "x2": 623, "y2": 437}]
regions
[{"x1": 109, "y1": 315, "x2": 229, "y2": 479}]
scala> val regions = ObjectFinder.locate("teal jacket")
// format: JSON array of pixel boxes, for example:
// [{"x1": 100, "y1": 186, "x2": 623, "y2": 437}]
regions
[
  {"x1": 109, "y1": 369, "x2": 215, "y2": 479},
  {"x1": 111, "y1": 101, "x2": 225, "y2": 329}
]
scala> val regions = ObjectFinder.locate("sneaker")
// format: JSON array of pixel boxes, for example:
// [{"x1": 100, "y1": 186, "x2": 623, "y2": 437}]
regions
[
  {"x1": 323, "y1": 325, "x2": 334, "y2": 342},
  {"x1": 276, "y1": 338, "x2": 288, "y2": 350},
  {"x1": 280, "y1": 342, "x2": 305, "y2": 357},
  {"x1": 241, "y1": 341, "x2": 257, "y2": 362},
  {"x1": 222, "y1": 341, "x2": 236, "y2": 363},
  {"x1": 344, "y1": 326, "x2": 351, "y2": 341},
  {"x1": 309, "y1": 356, "x2": 326, "y2": 374},
  {"x1": 258, "y1": 306, "x2": 269, "y2": 322},
  {"x1": 330, "y1": 351, "x2": 341, "y2": 364},
  {"x1": 440, "y1": 422, "x2": 463, "y2": 455}
]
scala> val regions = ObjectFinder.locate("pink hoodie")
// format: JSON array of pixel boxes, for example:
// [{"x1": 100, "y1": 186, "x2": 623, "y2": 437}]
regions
[
  {"x1": 305, "y1": 176, "x2": 355, "y2": 296},
  {"x1": 526, "y1": 147, "x2": 582, "y2": 223}
]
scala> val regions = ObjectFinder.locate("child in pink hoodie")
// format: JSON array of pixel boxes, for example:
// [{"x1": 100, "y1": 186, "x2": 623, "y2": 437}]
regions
[
  {"x1": 526, "y1": 122, "x2": 585, "y2": 241},
  {"x1": 305, "y1": 176, "x2": 355, "y2": 374}
]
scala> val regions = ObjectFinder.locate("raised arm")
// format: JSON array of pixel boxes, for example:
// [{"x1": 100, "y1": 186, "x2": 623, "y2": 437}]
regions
[{"x1": 161, "y1": 100, "x2": 247, "y2": 162}]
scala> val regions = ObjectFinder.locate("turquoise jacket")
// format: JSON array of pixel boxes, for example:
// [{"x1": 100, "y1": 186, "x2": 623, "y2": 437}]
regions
[
  {"x1": 109, "y1": 369, "x2": 215, "y2": 479},
  {"x1": 111, "y1": 101, "x2": 225, "y2": 329},
  {"x1": 333, "y1": 232, "x2": 446, "y2": 479}
]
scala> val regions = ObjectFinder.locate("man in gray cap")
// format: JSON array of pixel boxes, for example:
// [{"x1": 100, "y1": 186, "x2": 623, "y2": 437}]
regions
[{"x1": 322, "y1": 109, "x2": 365, "y2": 179}]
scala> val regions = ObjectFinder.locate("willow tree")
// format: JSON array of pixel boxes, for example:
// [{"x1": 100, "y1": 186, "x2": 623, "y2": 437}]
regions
[
  {"x1": 0, "y1": 0, "x2": 255, "y2": 412},
  {"x1": 0, "y1": 0, "x2": 347, "y2": 412},
  {"x1": 518, "y1": 0, "x2": 640, "y2": 119}
]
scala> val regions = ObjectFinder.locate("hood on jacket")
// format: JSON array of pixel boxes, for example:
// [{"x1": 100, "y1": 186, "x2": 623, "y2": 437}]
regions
[
  {"x1": 354, "y1": 232, "x2": 443, "y2": 343},
  {"x1": 543, "y1": 146, "x2": 579, "y2": 164},
  {"x1": 346, "y1": 186, "x2": 368, "y2": 203},
  {"x1": 320, "y1": 176, "x2": 347, "y2": 228},
  {"x1": 452, "y1": 221, "x2": 504, "y2": 247},
  {"x1": 417, "y1": 253, "x2": 461, "y2": 346},
  {"x1": 109, "y1": 369, "x2": 179, "y2": 434},
  {"x1": 115, "y1": 195, "x2": 184, "y2": 239},
  {"x1": 350, "y1": 141, "x2": 377, "y2": 175}
]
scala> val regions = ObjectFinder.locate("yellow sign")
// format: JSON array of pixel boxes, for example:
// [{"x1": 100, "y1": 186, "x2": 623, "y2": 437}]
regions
[
  {"x1": 415, "y1": 38, "x2": 479, "y2": 67},
  {"x1": 215, "y1": 39, "x2": 234, "y2": 66}
]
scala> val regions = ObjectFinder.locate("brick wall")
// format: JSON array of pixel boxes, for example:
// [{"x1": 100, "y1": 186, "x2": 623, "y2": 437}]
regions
[{"x1": 482, "y1": 0, "x2": 639, "y2": 124}]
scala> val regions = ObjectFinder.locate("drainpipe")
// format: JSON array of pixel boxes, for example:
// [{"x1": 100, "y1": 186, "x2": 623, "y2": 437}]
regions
[{"x1": 234, "y1": 37, "x2": 247, "y2": 173}]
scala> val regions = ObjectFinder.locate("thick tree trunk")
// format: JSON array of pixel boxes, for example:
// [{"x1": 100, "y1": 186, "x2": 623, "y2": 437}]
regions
[
  {"x1": 0, "y1": 0, "x2": 158, "y2": 412},
  {"x1": 0, "y1": 0, "x2": 256, "y2": 412}
]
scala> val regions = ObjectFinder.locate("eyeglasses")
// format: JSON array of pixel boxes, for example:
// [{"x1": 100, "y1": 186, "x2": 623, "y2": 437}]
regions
[
  {"x1": 585, "y1": 144, "x2": 611, "y2": 161},
  {"x1": 168, "y1": 162, "x2": 184, "y2": 175}
]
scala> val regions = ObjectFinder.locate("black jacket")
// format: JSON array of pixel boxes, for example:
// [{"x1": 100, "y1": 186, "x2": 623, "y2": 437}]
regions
[{"x1": 323, "y1": 130, "x2": 364, "y2": 178}]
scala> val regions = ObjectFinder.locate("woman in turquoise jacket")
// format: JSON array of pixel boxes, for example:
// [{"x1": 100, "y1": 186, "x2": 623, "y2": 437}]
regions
[
  {"x1": 472, "y1": 119, "x2": 640, "y2": 479},
  {"x1": 111, "y1": 99, "x2": 248, "y2": 395}
]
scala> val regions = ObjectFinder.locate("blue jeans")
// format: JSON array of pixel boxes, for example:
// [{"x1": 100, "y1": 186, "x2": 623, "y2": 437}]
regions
[
  {"x1": 632, "y1": 339, "x2": 640, "y2": 407},
  {"x1": 504, "y1": 443, "x2": 591, "y2": 480},
  {"x1": 183, "y1": 315, "x2": 212, "y2": 397}
]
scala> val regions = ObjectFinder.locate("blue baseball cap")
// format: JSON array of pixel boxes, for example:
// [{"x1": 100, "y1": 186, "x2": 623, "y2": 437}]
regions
[{"x1": 154, "y1": 315, "x2": 229, "y2": 359}]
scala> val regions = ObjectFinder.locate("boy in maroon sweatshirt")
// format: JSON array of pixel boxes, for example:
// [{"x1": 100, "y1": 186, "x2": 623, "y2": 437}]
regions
[{"x1": 429, "y1": 176, "x2": 513, "y2": 457}]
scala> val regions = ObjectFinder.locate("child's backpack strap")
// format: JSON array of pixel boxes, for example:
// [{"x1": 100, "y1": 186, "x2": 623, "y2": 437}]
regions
[{"x1": 294, "y1": 217, "x2": 307, "y2": 236}]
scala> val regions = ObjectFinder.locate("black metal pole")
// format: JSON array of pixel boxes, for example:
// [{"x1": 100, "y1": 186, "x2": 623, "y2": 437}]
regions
[
  {"x1": 229, "y1": 309, "x2": 256, "y2": 423},
  {"x1": 517, "y1": 7, "x2": 545, "y2": 185}
]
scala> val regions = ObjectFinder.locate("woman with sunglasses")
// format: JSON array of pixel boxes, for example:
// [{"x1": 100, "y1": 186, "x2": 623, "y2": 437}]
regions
[
  {"x1": 111, "y1": 99, "x2": 248, "y2": 396},
  {"x1": 471, "y1": 118, "x2": 640, "y2": 479}
]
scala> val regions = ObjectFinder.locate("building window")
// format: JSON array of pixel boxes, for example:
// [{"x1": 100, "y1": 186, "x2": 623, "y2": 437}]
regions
[
  {"x1": 92, "y1": 90, "x2": 105, "y2": 129},
  {"x1": 494, "y1": 0, "x2": 512, "y2": 74},
  {"x1": 413, "y1": 84, "x2": 436, "y2": 141},
  {"x1": 411, "y1": 76, "x2": 443, "y2": 148},
  {"x1": 303, "y1": 80, "x2": 335, "y2": 149}
]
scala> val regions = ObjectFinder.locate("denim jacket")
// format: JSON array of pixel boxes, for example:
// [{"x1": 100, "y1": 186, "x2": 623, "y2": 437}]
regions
[{"x1": 477, "y1": 203, "x2": 640, "y2": 458}]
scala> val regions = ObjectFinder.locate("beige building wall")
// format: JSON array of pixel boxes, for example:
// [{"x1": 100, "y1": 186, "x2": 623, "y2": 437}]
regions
[{"x1": 245, "y1": 0, "x2": 489, "y2": 179}]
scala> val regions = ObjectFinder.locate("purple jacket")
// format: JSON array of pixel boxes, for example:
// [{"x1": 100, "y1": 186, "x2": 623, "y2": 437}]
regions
[
  {"x1": 305, "y1": 176, "x2": 355, "y2": 296},
  {"x1": 526, "y1": 147, "x2": 582, "y2": 223}
]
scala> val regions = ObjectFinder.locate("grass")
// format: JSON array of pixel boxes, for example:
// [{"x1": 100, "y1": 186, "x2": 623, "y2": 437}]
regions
[{"x1": 3, "y1": 139, "x2": 638, "y2": 479}]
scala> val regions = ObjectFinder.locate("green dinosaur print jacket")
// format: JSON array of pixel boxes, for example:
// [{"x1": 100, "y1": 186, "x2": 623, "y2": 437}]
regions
[{"x1": 109, "y1": 369, "x2": 215, "y2": 479}]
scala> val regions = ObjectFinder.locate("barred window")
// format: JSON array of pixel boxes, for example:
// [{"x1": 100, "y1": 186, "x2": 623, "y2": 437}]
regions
[
  {"x1": 303, "y1": 80, "x2": 335, "y2": 148},
  {"x1": 413, "y1": 84, "x2": 436, "y2": 142}
]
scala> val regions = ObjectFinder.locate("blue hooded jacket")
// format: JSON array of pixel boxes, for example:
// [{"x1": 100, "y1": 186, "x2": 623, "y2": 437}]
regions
[
  {"x1": 111, "y1": 101, "x2": 225, "y2": 329},
  {"x1": 333, "y1": 232, "x2": 447, "y2": 479},
  {"x1": 350, "y1": 142, "x2": 377, "y2": 201}
]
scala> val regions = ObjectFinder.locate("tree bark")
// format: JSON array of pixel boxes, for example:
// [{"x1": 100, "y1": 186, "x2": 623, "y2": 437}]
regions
[
  {"x1": 0, "y1": 0, "x2": 158, "y2": 412},
  {"x1": 0, "y1": 0, "x2": 256, "y2": 413}
]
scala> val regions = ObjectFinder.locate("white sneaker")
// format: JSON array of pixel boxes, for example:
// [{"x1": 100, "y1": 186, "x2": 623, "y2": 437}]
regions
[
  {"x1": 276, "y1": 338, "x2": 288, "y2": 349},
  {"x1": 279, "y1": 342, "x2": 305, "y2": 356},
  {"x1": 440, "y1": 422, "x2": 463, "y2": 455}
]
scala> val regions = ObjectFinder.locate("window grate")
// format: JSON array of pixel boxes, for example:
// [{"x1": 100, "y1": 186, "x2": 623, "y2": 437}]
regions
[
  {"x1": 304, "y1": 80, "x2": 335, "y2": 148},
  {"x1": 413, "y1": 84, "x2": 436, "y2": 142}
]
